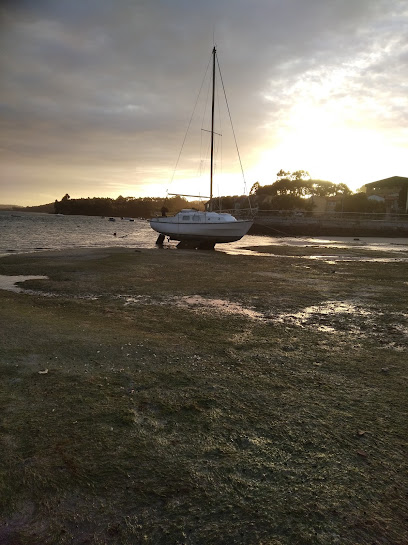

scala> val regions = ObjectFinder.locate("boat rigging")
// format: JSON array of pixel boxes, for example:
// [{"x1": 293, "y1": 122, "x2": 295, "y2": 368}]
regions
[{"x1": 150, "y1": 47, "x2": 253, "y2": 249}]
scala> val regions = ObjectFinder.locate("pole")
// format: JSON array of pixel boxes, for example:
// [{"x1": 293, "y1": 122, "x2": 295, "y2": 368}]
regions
[{"x1": 210, "y1": 46, "x2": 216, "y2": 210}]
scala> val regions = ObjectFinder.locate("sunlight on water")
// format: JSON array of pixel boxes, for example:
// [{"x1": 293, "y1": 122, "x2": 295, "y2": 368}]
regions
[
  {"x1": 0, "y1": 274, "x2": 48, "y2": 292},
  {"x1": 0, "y1": 212, "x2": 153, "y2": 256},
  {"x1": 120, "y1": 294, "x2": 263, "y2": 319},
  {"x1": 272, "y1": 301, "x2": 372, "y2": 332}
]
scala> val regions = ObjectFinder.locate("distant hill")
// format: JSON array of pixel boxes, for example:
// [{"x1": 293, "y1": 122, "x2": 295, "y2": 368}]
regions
[
  {"x1": 0, "y1": 202, "x2": 55, "y2": 213},
  {"x1": 0, "y1": 204, "x2": 20, "y2": 210},
  {"x1": 23, "y1": 202, "x2": 55, "y2": 213}
]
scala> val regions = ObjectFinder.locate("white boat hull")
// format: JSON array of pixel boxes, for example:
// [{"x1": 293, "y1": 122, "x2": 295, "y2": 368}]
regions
[{"x1": 150, "y1": 214, "x2": 252, "y2": 243}]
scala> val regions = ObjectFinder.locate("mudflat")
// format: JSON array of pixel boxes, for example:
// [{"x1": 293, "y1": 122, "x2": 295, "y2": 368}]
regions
[{"x1": 0, "y1": 245, "x2": 407, "y2": 545}]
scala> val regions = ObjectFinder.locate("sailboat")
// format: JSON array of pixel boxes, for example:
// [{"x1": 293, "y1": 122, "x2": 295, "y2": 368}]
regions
[{"x1": 150, "y1": 47, "x2": 253, "y2": 250}]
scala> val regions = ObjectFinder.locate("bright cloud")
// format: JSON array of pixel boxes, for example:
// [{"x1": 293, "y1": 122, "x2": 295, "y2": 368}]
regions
[{"x1": 0, "y1": 0, "x2": 407, "y2": 205}]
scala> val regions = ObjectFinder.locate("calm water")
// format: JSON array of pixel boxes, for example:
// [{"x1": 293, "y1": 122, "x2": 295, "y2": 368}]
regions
[
  {"x1": 0, "y1": 211, "x2": 267, "y2": 257},
  {"x1": 0, "y1": 211, "x2": 155, "y2": 257},
  {"x1": 1, "y1": 211, "x2": 407, "y2": 259}
]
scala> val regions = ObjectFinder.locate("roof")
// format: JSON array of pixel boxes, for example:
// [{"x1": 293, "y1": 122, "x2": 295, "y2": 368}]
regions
[{"x1": 365, "y1": 176, "x2": 408, "y2": 188}]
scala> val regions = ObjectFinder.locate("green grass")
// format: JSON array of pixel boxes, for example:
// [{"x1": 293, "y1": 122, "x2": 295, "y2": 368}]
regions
[{"x1": 0, "y1": 247, "x2": 407, "y2": 544}]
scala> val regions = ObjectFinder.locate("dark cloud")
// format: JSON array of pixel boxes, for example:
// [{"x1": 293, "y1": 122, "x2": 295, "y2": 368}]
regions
[{"x1": 0, "y1": 0, "x2": 407, "y2": 203}]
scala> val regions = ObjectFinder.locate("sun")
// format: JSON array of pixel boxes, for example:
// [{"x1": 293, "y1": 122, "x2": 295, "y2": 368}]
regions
[{"x1": 251, "y1": 99, "x2": 405, "y2": 192}]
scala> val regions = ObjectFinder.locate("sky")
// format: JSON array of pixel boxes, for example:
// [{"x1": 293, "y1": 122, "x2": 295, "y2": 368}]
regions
[{"x1": 1, "y1": 0, "x2": 407, "y2": 206}]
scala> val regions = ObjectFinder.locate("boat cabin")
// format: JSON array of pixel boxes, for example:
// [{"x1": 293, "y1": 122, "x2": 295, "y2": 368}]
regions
[{"x1": 157, "y1": 209, "x2": 238, "y2": 224}]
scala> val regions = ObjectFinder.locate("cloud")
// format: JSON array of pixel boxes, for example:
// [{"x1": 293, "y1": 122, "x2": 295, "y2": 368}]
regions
[{"x1": 0, "y1": 0, "x2": 407, "y2": 203}]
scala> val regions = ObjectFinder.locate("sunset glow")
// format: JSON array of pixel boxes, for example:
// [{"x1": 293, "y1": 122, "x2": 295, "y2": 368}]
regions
[{"x1": 1, "y1": 1, "x2": 407, "y2": 205}]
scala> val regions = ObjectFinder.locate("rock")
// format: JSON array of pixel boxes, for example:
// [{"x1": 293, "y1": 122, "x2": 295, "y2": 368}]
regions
[{"x1": 357, "y1": 450, "x2": 368, "y2": 458}]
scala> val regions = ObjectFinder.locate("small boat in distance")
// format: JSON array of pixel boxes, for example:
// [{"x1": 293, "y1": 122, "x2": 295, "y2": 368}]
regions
[{"x1": 150, "y1": 47, "x2": 253, "y2": 250}]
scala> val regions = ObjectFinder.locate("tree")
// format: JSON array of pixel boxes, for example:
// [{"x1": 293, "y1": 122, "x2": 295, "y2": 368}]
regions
[
  {"x1": 254, "y1": 184, "x2": 277, "y2": 197},
  {"x1": 276, "y1": 169, "x2": 291, "y2": 180},
  {"x1": 339, "y1": 193, "x2": 385, "y2": 213},
  {"x1": 269, "y1": 194, "x2": 313, "y2": 211},
  {"x1": 291, "y1": 170, "x2": 311, "y2": 181},
  {"x1": 276, "y1": 170, "x2": 310, "y2": 182},
  {"x1": 310, "y1": 180, "x2": 338, "y2": 197},
  {"x1": 272, "y1": 178, "x2": 298, "y2": 195},
  {"x1": 268, "y1": 178, "x2": 312, "y2": 197},
  {"x1": 335, "y1": 183, "x2": 351, "y2": 196},
  {"x1": 252, "y1": 173, "x2": 354, "y2": 212}
]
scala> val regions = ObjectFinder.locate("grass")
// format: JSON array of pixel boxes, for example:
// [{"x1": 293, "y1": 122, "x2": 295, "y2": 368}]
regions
[{"x1": 0, "y1": 246, "x2": 407, "y2": 544}]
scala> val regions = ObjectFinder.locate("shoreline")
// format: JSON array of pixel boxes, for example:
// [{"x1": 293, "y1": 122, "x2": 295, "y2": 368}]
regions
[
  {"x1": 1, "y1": 232, "x2": 408, "y2": 261},
  {"x1": 250, "y1": 216, "x2": 408, "y2": 237}
]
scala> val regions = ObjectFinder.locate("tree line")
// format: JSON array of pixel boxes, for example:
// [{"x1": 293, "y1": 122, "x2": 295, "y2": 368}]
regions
[
  {"x1": 53, "y1": 194, "x2": 204, "y2": 217},
  {"x1": 248, "y1": 170, "x2": 388, "y2": 213},
  {"x1": 50, "y1": 169, "x2": 394, "y2": 217},
  {"x1": 251, "y1": 170, "x2": 351, "y2": 197}
]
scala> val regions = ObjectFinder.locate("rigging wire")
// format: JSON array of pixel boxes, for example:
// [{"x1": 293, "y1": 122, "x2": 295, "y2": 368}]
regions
[
  {"x1": 167, "y1": 54, "x2": 212, "y2": 193},
  {"x1": 215, "y1": 52, "x2": 253, "y2": 212},
  {"x1": 166, "y1": 47, "x2": 253, "y2": 216},
  {"x1": 215, "y1": 79, "x2": 223, "y2": 210}
]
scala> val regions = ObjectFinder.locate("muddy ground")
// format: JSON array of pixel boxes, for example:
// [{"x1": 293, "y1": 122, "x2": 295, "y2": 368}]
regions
[{"x1": 0, "y1": 245, "x2": 407, "y2": 544}]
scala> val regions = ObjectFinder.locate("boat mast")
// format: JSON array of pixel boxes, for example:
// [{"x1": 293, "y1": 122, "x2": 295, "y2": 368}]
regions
[{"x1": 209, "y1": 46, "x2": 216, "y2": 211}]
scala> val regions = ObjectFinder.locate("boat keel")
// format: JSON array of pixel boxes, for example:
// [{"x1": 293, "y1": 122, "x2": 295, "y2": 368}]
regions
[{"x1": 176, "y1": 239, "x2": 215, "y2": 250}]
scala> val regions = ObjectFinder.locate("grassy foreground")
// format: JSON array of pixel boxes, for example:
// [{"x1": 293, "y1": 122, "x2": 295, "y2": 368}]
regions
[{"x1": 0, "y1": 245, "x2": 407, "y2": 545}]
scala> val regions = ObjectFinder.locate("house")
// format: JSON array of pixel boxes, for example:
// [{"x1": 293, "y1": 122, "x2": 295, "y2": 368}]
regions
[
  {"x1": 309, "y1": 195, "x2": 344, "y2": 214},
  {"x1": 365, "y1": 176, "x2": 408, "y2": 213}
]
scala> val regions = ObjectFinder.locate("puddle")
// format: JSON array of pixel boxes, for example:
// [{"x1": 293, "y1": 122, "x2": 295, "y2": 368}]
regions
[
  {"x1": 223, "y1": 247, "x2": 408, "y2": 263},
  {"x1": 278, "y1": 301, "x2": 371, "y2": 320},
  {"x1": 0, "y1": 274, "x2": 99, "y2": 299},
  {"x1": 2, "y1": 274, "x2": 406, "y2": 351},
  {"x1": 119, "y1": 294, "x2": 263, "y2": 320},
  {"x1": 119, "y1": 295, "x2": 407, "y2": 351},
  {"x1": 270, "y1": 301, "x2": 373, "y2": 332},
  {"x1": 0, "y1": 275, "x2": 49, "y2": 293},
  {"x1": 309, "y1": 256, "x2": 408, "y2": 263},
  {"x1": 266, "y1": 301, "x2": 407, "y2": 350},
  {"x1": 175, "y1": 295, "x2": 264, "y2": 319}
]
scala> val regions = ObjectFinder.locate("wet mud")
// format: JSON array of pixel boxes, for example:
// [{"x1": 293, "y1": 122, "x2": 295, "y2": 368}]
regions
[{"x1": 0, "y1": 246, "x2": 407, "y2": 545}]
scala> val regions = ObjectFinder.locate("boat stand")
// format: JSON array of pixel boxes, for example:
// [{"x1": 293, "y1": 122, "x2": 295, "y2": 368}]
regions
[
  {"x1": 197, "y1": 240, "x2": 215, "y2": 250},
  {"x1": 176, "y1": 240, "x2": 215, "y2": 250},
  {"x1": 155, "y1": 234, "x2": 165, "y2": 245}
]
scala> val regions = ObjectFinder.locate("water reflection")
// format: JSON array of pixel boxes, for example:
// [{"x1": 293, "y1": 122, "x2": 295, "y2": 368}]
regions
[
  {"x1": 0, "y1": 274, "x2": 48, "y2": 293},
  {"x1": 120, "y1": 294, "x2": 264, "y2": 320}
]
